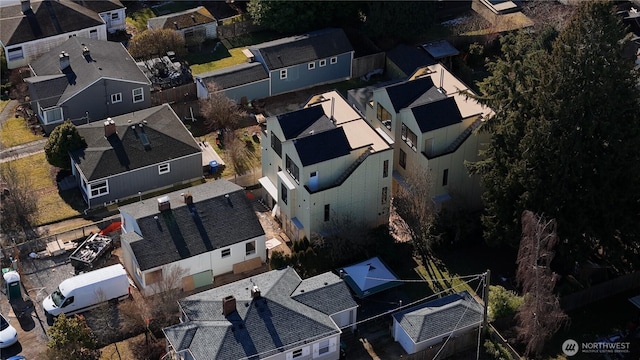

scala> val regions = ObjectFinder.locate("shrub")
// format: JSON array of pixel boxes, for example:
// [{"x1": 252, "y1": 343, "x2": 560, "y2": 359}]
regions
[
  {"x1": 484, "y1": 339, "x2": 515, "y2": 360},
  {"x1": 488, "y1": 285, "x2": 523, "y2": 322}
]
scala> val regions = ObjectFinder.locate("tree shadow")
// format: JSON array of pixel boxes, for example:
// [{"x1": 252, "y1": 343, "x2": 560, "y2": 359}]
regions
[{"x1": 185, "y1": 41, "x2": 232, "y2": 65}]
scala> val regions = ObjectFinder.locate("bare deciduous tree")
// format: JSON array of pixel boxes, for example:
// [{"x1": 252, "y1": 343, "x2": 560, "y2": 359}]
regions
[
  {"x1": 150, "y1": 264, "x2": 188, "y2": 326},
  {"x1": 515, "y1": 210, "x2": 568, "y2": 357},
  {"x1": 392, "y1": 164, "x2": 437, "y2": 260},
  {"x1": 224, "y1": 130, "x2": 255, "y2": 178},
  {"x1": 0, "y1": 160, "x2": 39, "y2": 241},
  {"x1": 199, "y1": 83, "x2": 246, "y2": 132},
  {"x1": 310, "y1": 212, "x2": 369, "y2": 264}
]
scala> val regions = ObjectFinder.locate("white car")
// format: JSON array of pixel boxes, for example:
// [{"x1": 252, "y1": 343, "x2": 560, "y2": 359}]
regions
[{"x1": 0, "y1": 313, "x2": 18, "y2": 348}]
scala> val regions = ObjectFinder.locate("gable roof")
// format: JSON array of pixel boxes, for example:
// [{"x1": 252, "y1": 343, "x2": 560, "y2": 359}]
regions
[
  {"x1": 412, "y1": 97, "x2": 463, "y2": 133},
  {"x1": 276, "y1": 105, "x2": 327, "y2": 140},
  {"x1": 0, "y1": 0, "x2": 104, "y2": 47},
  {"x1": 392, "y1": 291, "x2": 483, "y2": 344},
  {"x1": 339, "y1": 257, "x2": 402, "y2": 298},
  {"x1": 164, "y1": 267, "x2": 354, "y2": 360},
  {"x1": 72, "y1": 0, "x2": 124, "y2": 14},
  {"x1": 147, "y1": 6, "x2": 215, "y2": 31},
  {"x1": 293, "y1": 127, "x2": 351, "y2": 167},
  {"x1": 70, "y1": 104, "x2": 201, "y2": 181},
  {"x1": 292, "y1": 272, "x2": 358, "y2": 315},
  {"x1": 196, "y1": 62, "x2": 269, "y2": 90},
  {"x1": 249, "y1": 28, "x2": 353, "y2": 70},
  {"x1": 385, "y1": 75, "x2": 445, "y2": 112},
  {"x1": 120, "y1": 179, "x2": 265, "y2": 271},
  {"x1": 386, "y1": 44, "x2": 437, "y2": 77},
  {"x1": 27, "y1": 37, "x2": 150, "y2": 106}
]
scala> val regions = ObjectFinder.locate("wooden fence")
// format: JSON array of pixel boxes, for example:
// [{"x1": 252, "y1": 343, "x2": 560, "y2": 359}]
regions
[
  {"x1": 352, "y1": 52, "x2": 386, "y2": 79},
  {"x1": 150, "y1": 83, "x2": 197, "y2": 106},
  {"x1": 561, "y1": 271, "x2": 640, "y2": 312},
  {"x1": 217, "y1": 15, "x2": 263, "y2": 39}
]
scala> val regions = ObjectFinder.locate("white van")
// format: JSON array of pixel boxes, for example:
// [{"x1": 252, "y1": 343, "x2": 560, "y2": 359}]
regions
[{"x1": 43, "y1": 264, "x2": 130, "y2": 320}]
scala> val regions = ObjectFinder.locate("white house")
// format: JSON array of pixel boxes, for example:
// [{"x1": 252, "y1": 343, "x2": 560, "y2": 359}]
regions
[
  {"x1": 0, "y1": 0, "x2": 107, "y2": 69},
  {"x1": 260, "y1": 90, "x2": 393, "y2": 241},
  {"x1": 75, "y1": 0, "x2": 126, "y2": 33},
  {"x1": 119, "y1": 180, "x2": 266, "y2": 296},
  {"x1": 163, "y1": 267, "x2": 358, "y2": 360},
  {"x1": 147, "y1": 6, "x2": 217, "y2": 42}
]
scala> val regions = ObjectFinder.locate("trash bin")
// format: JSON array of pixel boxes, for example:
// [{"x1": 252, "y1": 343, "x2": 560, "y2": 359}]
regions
[
  {"x1": 2, "y1": 269, "x2": 21, "y2": 301},
  {"x1": 209, "y1": 160, "x2": 219, "y2": 174}
]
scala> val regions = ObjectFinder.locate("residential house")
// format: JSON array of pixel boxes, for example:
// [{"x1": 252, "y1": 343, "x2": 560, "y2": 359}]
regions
[
  {"x1": 339, "y1": 256, "x2": 401, "y2": 298},
  {"x1": 196, "y1": 28, "x2": 354, "y2": 101},
  {"x1": 25, "y1": 37, "x2": 151, "y2": 133},
  {"x1": 73, "y1": 0, "x2": 126, "y2": 34},
  {"x1": 147, "y1": 6, "x2": 217, "y2": 43},
  {"x1": 358, "y1": 64, "x2": 492, "y2": 210},
  {"x1": 119, "y1": 179, "x2": 267, "y2": 296},
  {"x1": 70, "y1": 104, "x2": 202, "y2": 208},
  {"x1": 163, "y1": 267, "x2": 358, "y2": 360},
  {"x1": 260, "y1": 90, "x2": 393, "y2": 241},
  {"x1": 392, "y1": 291, "x2": 483, "y2": 357},
  {"x1": 195, "y1": 62, "x2": 269, "y2": 103},
  {"x1": 0, "y1": 0, "x2": 107, "y2": 69}
]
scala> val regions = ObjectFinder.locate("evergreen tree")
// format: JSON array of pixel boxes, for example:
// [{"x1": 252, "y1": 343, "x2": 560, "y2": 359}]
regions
[
  {"x1": 44, "y1": 121, "x2": 86, "y2": 170},
  {"x1": 247, "y1": 1, "x2": 361, "y2": 34}
]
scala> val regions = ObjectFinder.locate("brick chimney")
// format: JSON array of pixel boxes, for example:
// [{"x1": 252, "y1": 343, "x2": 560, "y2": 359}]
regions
[
  {"x1": 223, "y1": 295, "x2": 236, "y2": 316},
  {"x1": 21, "y1": 0, "x2": 30, "y2": 14},
  {"x1": 104, "y1": 118, "x2": 116, "y2": 137},
  {"x1": 59, "y1": 51, "x2": 70, "y2": 71},
  {"x1": 157, "y1": 196, "x2": 171, "y2": 212}
]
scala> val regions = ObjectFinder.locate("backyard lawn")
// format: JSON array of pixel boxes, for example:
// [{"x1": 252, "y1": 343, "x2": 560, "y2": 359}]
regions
[
  {"x1": 188, "y1": 46, "x2": 248, "y2": 75},
  {"x1": 0, "y1": 117, "x2": 42, "y2": 147}
]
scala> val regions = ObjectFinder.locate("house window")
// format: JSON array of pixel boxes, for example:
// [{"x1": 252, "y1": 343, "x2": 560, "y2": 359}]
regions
[
  {"x1": 399, "y1": 149, "x2": 406, "y2": 169},
  {"x1": 111, "y1": 12, "x2": 119, "y2": 20},
  {"x1": 280, "y1": 69, "x2": 288, "y2": 79},
  {"x1": 383, "y1": 160, "x2": 388, "y2": 178},
  {"x1": 89, "y1": 29, "x2": 98, "y2": 39},
  {"x1": 381, "y1": 187, "x2": 388, "y2": 205},
  {"x1": 319, "y1": 340, "x2": 330, "y2": 355},
  {"x1": 319, "y1": 59, "x2": 326, "y2": 67},
  {"x1": 271, "y1": 132, "x2": 282, "y2": 157},
  {"x1": 132, "y1": 88, "x2": 144, "y2": 103},
  {"x1": 285, "y1": 155, "x2": 299, "y2": 183},
  {"x1": 330, "y1": 57, "x2": 337, "y2": 64},
  {"x1": 145, "y1": 269, "x2": 163, "y2": 285},
  {"x1": 7, "y1": 47, "x2": 24, "y2": 61},
  {"x1": 89, "y1": 180, "x2": 109, "y2": 198},
  {"x1": 443, "y1": 169, "x2": 449, "y2": 186},
  {"x1": 324, "y1": 204, "x2": 330, "y2": 222},
  {"x1": 293, "y1": 349, "x2": 303, "y2": 358},
  {"x1": 158, "y1": 163, "x2": 170, "y2": 175},
  {"x1": 377, "y1": 104, "x2": 392, "y2": 129},
  {"x1": 281, "y1": 183, "x2": 288, "y2": 204},
  {"x1": 43, "y1": 107, "x2": 63, "y2": 124},
  {"x1": 111, "y1": 93, "x2": 122, "y2": 104},
  {"x1": 221, "y1": 248, "x2": 231, "y2": 258},
  {"x1": 308, "y1": 62, "x2": 315, "y2": 70},
  {"x1": 401, "y1": 123, "x2": 417, "y2": 152},
  {"x1": 246, "y1": 241, "x2": 256, "y2": 256}
]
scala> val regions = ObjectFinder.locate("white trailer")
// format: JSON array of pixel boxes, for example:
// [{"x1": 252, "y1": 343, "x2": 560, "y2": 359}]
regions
[{"x1": 43, "y1": 264, "x2": 130, "y2": 320}]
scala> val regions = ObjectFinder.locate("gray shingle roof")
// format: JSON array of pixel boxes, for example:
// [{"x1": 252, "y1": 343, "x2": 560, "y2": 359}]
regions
[
  {"x1": 412, "y1": 97, "x2": 463, "y2": 133},
  {"x1": 164, "y1": 267, "x2": 352, "y2": 360},
  {"x1": 292, "y1": 272, "x2": 358, "y2": 316},
  {"x1": 72, "y1": 0, "x2": 124, "y2": 14},
  {"x1": 120, "y1": 179, "x2": 265, "y2": 271},
  {"x1": 24, "y1": 74, "x2": 67, "y2": 108},
  {"x1": 147, "y1": 6, "x2": 215, "y2": 31},
  {"x1": 28, "y1": 37, "x2": 150, "y2": 105},
  {"x1": 196, "y1": 62, "x2": 269, "y2": 90},
  {"x1": 249, "y1": 28, "x2": 353, "y2": 70},
  {"x1": 392, "y1": 291, "x2": 483, "y2": 344},
  {"x1": 0, "y1": 0, "x2": 104, "y2": 46},
  {"x1": 70, "y1": 104, "x2": 201, "y2": 181}
]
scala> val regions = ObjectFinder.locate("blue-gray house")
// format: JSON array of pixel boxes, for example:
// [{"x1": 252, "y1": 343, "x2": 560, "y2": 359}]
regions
[{"x1": 196, "y1": 28, "x2": 354, "y2": 101}]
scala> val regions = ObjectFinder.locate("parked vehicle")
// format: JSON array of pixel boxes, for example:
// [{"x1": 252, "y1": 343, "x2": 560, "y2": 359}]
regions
[
  {"x1": 0, "y1": 313, "x2": 18, "y2": 349},
  {"x1": 69, "y1": 233, "x2": 113, "y2": 274},
  {"x1": 42, "y1": 264, "x2": 130, "y2": 321}
]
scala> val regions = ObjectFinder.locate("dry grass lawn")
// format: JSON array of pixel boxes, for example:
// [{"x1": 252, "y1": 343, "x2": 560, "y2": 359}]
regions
[
  {"x1": 8, "y1": 153, "x2": 81, "y2": 225},
  {"x1": 0, "y1": 99, "x2": 9, "y2": 113},
  {"x1": 0, "y1": 117, "x2": 42, "y2": 147}
]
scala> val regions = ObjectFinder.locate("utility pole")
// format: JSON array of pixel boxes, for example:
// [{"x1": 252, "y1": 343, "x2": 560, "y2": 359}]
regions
[{"x1": 483, "y1": 269, "x2": 490, "y2": 334}]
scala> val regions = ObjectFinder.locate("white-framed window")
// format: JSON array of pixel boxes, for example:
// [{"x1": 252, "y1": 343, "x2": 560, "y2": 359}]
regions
[
  {"x1": 280, "y1": 69, "x2": 287, "y2": 79},
  {"x1": 319, "y1": 340, "x2": 330, "y2": 355},
  {"x1": 43, "y1": 107, "x2": 63, "y2": 124},
  {"x1": 132, "y1": 88, "x2": 144, "y2": 103},
  {"x1": 293, "y1": 349, "x2": 303, "y2": 358},
  {"x1": 7, "y1": 47, "x2": 24, "y2": 61},
  {"x1": 158, "y1": 163, "x2": 170, "y2": 175},
  {"x1": 246, "y1": 241, "x2": 256, "y2": 256},
  {"x1": 89, "y1": 180, "x2": 109, "y2": 198},
  {"x1": 221, "y1": 248, "x2": 231, "y2": 258},
  {"x1": 330, "y1": 56, "x2": 337, "y2": 64},
  {"x1": 89, "y1": 29, "x2": 98, "y2": 39},
  {"x1": 111, "y1": 12, "x2": 119, "y2": 20},
  {"x1": 111, "y1": 93, "x2": 122, "y2": 104},
  {"x1": 319, "y1": 59, "x2": 326, "y2": 67},
  {"x1": 308, "y1": 62, "x2": 315, "y2": 70}
]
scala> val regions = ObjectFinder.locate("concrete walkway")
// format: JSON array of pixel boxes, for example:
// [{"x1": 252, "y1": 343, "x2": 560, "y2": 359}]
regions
[{"x1": 0, "y1": 139, "x2": 47, "y2": 163}]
